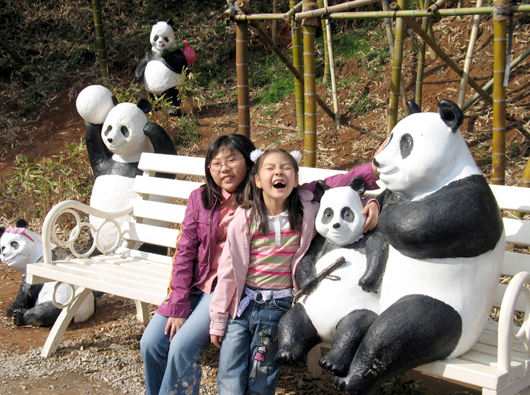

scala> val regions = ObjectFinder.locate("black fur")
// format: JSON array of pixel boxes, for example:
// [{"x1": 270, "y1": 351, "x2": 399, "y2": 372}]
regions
[{"x1": 376, "y1": 175, "x2": 503, "y2": 259}]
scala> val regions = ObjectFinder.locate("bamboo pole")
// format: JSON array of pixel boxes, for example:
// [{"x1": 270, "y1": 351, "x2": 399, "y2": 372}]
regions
[
  {"x1": 290, "y1": 0, "x2": 305, "y2": 139},
  {"x1": 92, "y1": 0, "x2": 109, "y2": 83},
  {"x1": 391, "y1": 5, "x2": 493, "y2": 105},
  {"x1": 491, "y1": 0, "x2": 509, "y2": 185},
  {"x1": 382, "y1": 0, "x2": 408, "y2": 113},
  {"x1": 250, "y1": 20, "x2": 335, "y2": 121},
  {"x1": 388, "y1": 0, "x2": 406, "y2": 132},
  {"x1": 272, "y1": 0, "x2": 278, "y2": 45},
  {"x1": 324, "y1": 0, "x2": 340, "y2": 127},
  {"x1": 236, "y1": 21, "x2": 251, "y2": 138},
  {"x1": 427, "y1": 0, "x2": 447, "y2": 13},
  {"x1": 457, "y1": 0, "x2": 483, "y2": 108},
  {"x1": 284, "y1": 0, "x2": 304, "y2": 20},
  {"x1": 463, "y1": 45, "x2": 530, "y2": 111},
  {"x1": 302, "y1": 0, "x2": 318, "y2": 167},
  {"x1": 294, "y1": 0, "x2": 382, "y2": 21},
  {"x1": 318, "y1": 0, "x2": 330, "y2": 84},
  {"x1": 415, "y1": 0, "x2": 431, "y2": 108}
]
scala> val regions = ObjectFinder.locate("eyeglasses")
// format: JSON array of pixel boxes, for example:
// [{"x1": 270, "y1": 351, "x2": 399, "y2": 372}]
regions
[{"x1": 208, "y1": 156, "x2": 244, "y2": 172}]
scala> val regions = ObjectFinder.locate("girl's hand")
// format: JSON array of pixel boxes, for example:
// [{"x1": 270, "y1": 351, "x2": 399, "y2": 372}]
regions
[
  {"x1": 165, "y1": 317, "x2": 187, "y2": 342},
  {"x1": 363, "y1": 201, "x2": 379, "y2": 233},
  {"x1": 211, "y1": 335, "x2": 223, "y2": 349}
]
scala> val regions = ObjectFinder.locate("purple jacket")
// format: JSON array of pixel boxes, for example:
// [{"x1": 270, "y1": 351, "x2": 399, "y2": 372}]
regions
[{"x1": 156, "y1": 161, "x2": 377, "y2": 319}]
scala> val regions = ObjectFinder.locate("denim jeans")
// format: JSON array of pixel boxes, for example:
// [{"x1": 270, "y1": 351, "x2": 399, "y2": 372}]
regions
[
  {"x1": 140, "y1": 290, "x2": 212, "y2": 395},
  {"x1": 217, "y1": 292, "x2": 293, "y2": 395}
]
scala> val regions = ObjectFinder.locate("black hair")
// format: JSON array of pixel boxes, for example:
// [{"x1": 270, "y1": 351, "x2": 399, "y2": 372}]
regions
[
  {"x1": 202, "y1": 134, "x2": 256, "y2": 209},
  {"x1": 245, "y1": 149, "x2": 303, "y2": 236}
]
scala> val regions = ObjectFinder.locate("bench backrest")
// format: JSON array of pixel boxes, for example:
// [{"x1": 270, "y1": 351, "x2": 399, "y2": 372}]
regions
[{"x1": 125, "y1": 153, "x2": 530, "y2": 313}]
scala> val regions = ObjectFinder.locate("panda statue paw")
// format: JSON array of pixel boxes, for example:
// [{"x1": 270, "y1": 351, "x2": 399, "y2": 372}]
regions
[
  {"x1": 12, "y1": 308, "x2": 28, "y2": 326},
  {"x1": 319, "y1": 353, "x2": 349, "y2": 377},
  {"x1": 275, "y1": 347, "x2": 307, "y2": 367}
]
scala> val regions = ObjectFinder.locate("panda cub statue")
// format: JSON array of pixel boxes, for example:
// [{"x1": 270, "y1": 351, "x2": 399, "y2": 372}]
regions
[
  {"x1": 134, "y1": 19, "x2": 187, "y2": 116},
  {"x1": 276, "y1": 177, "x2": 388, "y2": 376},
  {"x1": 1, "y1": 220, "x2": 95, "y2": 327},
  {"x1": 76, "y1": 85, "x2": 176, "y2": 253},
  {"x1": 332, "y1": 100, "x2": 505, "y2": 395}
]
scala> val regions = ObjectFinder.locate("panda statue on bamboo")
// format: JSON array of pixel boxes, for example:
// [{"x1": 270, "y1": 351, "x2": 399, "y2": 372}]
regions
[{"x1": 0, "y1": 220, "x2": 95, "y2": 327}]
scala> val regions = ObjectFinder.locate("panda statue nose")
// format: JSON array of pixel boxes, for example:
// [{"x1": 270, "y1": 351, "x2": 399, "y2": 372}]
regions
[
  {"x1": 107, "y1": 138, "x2": 113, "y2": 143},
  {"x1": 333, "y1": 223, "x2": 340, "y2": 229}
]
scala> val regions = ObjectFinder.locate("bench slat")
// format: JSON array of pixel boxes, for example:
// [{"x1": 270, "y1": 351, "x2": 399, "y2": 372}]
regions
[
  {"x1": 490, "y1": 185, "x2": 530, "y2": 213},
  {"x1": 131, "y1": 199, "x2": 186, "y2": 224},
  {"x1": 504, "y1": 218, "x2": 530, "y2": 247},
  {"x1": 138, "y1": 153, "x2": 205, "y2": 176},
  {"x1": 134, "y1": 176, "x2": 202, "y2": 200},
  {"x1": 122, "y1": 222, "x2": 180, "y2": 248}
]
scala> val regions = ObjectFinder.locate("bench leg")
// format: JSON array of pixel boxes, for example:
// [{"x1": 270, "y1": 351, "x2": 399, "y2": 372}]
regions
[
  {"x1": 135, "y1": 301, "x2": 150, "y2": 325},
  {"x1": 40, "y1": 287, "x2": 93, "y2": 358}
]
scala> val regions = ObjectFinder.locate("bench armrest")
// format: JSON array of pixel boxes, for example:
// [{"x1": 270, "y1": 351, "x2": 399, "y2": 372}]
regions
[
  {"x1": 42, "y1": 200, "x2": 133, "y2": 263},
  {"x1": 497, "y1": 271, "x2": 530, "y2": 374}
]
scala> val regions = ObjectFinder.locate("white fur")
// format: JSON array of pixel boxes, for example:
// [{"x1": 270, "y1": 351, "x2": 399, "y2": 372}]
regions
[
  {"x1": 301, "y1": 186, "x2": 380, "y2": 342},
  {"x1": 76, "y1": 85, "x2": 115, "y2": 125}
]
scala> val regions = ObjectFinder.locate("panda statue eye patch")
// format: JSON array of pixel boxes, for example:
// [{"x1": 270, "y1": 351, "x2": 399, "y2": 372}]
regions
[
  {"x1": 400, "y1": 133, "x2": 413, "y2": 159},
  {"x1": 11, "y1": 241, "x2": 19, "y2": 250},
  {"x1": 121, "y1": 126, "x2": 129, "y2": 138},
  {"x1": 322, "y1": 208, "x2": 334, "y2": 224},
  {"x1": 341, "y1": 207, "x2": 355, "y2": 223},
  {"x1": 154, "y1": 35, "x2": 159, "y2": 41},
  {"x1": 104, "y1": 125, "x2": 112, "y2": 136}
]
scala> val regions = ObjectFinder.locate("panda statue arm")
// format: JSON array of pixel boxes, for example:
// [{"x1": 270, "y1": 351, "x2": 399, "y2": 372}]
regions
[
  {"x1": 85, "y1": 120, "x2": 113, "y2": 179},
  {"x1": 5, "y1": 279, "x2": 43, "y2": 317},
  {"x1": 294, "y1": 234, "x2": 328, "y2": 294},
  {"x1": 143, "y1": 122, "x2": 177, "y2": 157},
  {"x1": 161, "y1": 49, "x2": 188, "y2": 74},
  {"x1": 134, "y1": 53, "x2": 150, "y2": 81},
  {"x1": 358, "y1": 228, "x2": 389, "y2": 292}
]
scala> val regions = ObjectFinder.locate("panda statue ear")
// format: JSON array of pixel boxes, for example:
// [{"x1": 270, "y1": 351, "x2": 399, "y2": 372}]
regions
[
  {"x1": 315, "y1": 180, "x2": 330, "y2": 199},
  {"x1": 406, "y1": 100, "x2": 421, "y2": 114},
  {"x1": 15, "y1": 219, "x2": 29, "y2": 229},
  {"x1": 167, "y1": 19, "x2": 175, "y2": 26},
  {"x1": 112, "y1": 96, "x2": 119, "y2": 106},
  {"x1": 0, "y1": 226, "x2": 5, "y2": 238},
  {"x1": 438, "y1": 99, "x2": 463, "y2": 133},
  {"x1": 348, "y1": 176, "x2": 366, "y2": 196},
  {"x1": 137, "y1": 98, "x2": 152, "y2": 114}
]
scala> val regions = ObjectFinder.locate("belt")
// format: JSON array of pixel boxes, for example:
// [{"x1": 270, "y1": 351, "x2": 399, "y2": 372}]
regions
[{"x1": 237, "y1": 287, "x2": 293, "y2": 317}]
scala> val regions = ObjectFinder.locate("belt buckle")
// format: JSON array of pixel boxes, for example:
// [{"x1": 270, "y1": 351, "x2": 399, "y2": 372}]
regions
[{"x1": 254, "y1": 290, "x2": 265, "y2": 304}]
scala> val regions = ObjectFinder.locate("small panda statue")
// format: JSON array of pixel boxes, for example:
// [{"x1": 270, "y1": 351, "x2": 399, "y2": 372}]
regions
[
  {"x1": 332, "y1": 100, "x2": 505, "y2": 395},
  {"x1": 1, "y1": 220, "x2": 95, "y2": 327},
  {"x1": 276, "y1": 178, "x2": 388, "y2": 376},
  {"x1": 76, "y1": 85, "x2": 176, "y2": 253},
  {"x1": 134, "y1": 19, "x2": 188, "y2": 116}
]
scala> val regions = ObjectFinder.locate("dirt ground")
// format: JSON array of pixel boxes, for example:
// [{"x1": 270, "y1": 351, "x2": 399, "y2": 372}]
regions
[{"x1": 1, "y1": 8, "x2": 530, "y2": 395}]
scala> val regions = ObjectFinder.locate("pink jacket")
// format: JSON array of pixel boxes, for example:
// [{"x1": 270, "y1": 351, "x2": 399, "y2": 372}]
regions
[{"x1": 209, "y1": 189, "x2": 319, "y2": 336}]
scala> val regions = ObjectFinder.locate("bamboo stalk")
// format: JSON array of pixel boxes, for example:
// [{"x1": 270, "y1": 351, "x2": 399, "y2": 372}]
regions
[
  {"x1": 392, "y1": 5, "x2": 493, "y2": 105},
  {"x1": 303, "y1": 0, "x2": 318, "y2": 167},
  {"x1": 250, "y1": 21, "x2": 335, "y2": 121},
  {"x1": 284, "y1": 0, "x2": 304, "y2": 20},
  {"x1": 427, "y1": 0, "x2": 447, "y2": 13},
  {"x1": 492, "y1": 0, "x2": 509, "y2": 185},
  {"x1": 294, "y1": 0, "x2": 382, "y2": 21},
  {"x1": 290, "y1": 0, "x2": 305, "y2": 139},
  {"x1": 382, "y1": 0, "x2": 408, "y2": 113},
  {"x1": 318, "y1": 0, "x2": 330, "y2": 84},
  {"x1": 415, "y1": 0, "x2": 431, "y2": 108},
  {"x1": 457, "y1": 0, "x2": 483, "y2": 108},
  {"x1": 463, "y1": 45, "x2": 530, "y2": 111},
  {"x1": 388, "y1": 0, "x2": 407, "y2": 132},
  {"x1": 236, "y1": 21, "x2": 251, "y2": 138},
  {"x1": 272, "y1": 0, "x2": 278, "y2": 45},
  {"x1": 92, "y1": 0, "x2": 109, "y2": 83},
  {"x1": 324, "y1": 0, "x2": 340, "y2": 127}
]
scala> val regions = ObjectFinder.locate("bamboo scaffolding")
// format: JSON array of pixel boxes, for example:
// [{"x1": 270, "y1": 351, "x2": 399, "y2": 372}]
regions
[
  {"x1": 491, "y1": 0, "x2": 509, "y2": 185},
  {"x1": 249, "y1": 20, "x2": 335, "y2": 121},
  {"x1": 92, "y1": 0, "x2": 109, "y2": 83},
  {"x1": 391, "y1": 4, "x2": 493, "y2": 105},
  {"x1": 324, "y1": 0, "x2": 340, "y2": 126},
  {"x1": 272, "y1": 0, "x2": 278, "y2": 45},
  {"x1": 427, "y1": 0, "x2": 447, "y2": 13},
  {"x1": 303, "y1": 0, "x2": 318, "y2": 167},
  {"x1": 382, "y1": 0, "x2": 408, "y2": 114},
  {"x1": 294, "y1": 0, "x2": 382, "y2": 21},
  {"x1": 318, "y1": 0, "x2": 330, "y2": 84},
  {"x1": 290, "y1": 0, "x2": 305, "y2": 139},
  {"x1": 285, "y1": 0, "x2": 304, "y2": 19},
  {"x1": 457, "y1": 0, "x2": 483, "y2": 108},
  {"x1": 236, "y1": 21, "x2": 251, "y2": 138},
  {"x1": 388, "y1": 0, "x2": 407, "y2": 132},
  {"x1": 415, "y1": 0, "x2": 431, "y2": 108},
  {"x1": 463, "y1": 46, "x2": 530, "y2": 111}
]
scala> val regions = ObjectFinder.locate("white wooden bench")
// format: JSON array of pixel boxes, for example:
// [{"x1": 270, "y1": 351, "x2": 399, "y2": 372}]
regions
[
  {"x1": 307, "y1": 184, "x2": 530, "y2": 395},
  {"x1": 24, "y1": 152, "x2": 344, "y2": 358}
]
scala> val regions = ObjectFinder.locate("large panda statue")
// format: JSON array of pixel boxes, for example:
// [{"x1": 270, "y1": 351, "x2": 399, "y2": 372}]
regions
[
  {"x1": 76, "y1": 85, "x2": 176, "y2": 253},
  {"x1": 1, "y1": 220, "x2": 95, "y2": 327},
  {"x1": 134, "y1": 19, "x2": 187, "y2": 116},
  {"x1": 332, "y1": 100, "x2": 505, "y2": 394},
  {"x1": 276, "y1": 178, "x2": 388, "y2": 376}
]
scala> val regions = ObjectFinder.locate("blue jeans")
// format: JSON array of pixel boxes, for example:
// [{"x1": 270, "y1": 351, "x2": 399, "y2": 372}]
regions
[
  {"x1": 217, "y1": 293, "x2": 293, "y2": 395},
  {"x1": 140, "y1": 290, "x2": 212, "y2": 395}
]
